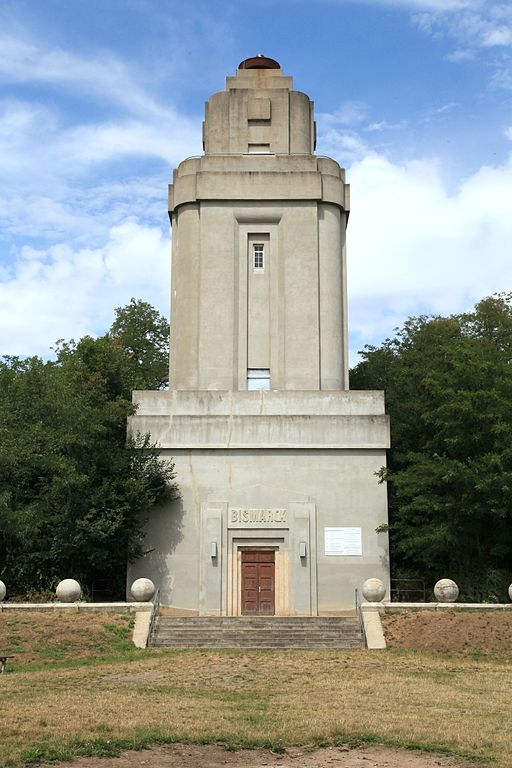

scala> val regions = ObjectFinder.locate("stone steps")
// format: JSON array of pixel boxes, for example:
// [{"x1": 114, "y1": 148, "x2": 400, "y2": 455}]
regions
[{"x1": 150, "y1": 616, "x2": 364, "y2": 649}]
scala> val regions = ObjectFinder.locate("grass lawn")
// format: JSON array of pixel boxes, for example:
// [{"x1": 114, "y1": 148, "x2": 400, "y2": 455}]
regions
[{"x1": 0, "y1": 612, "x2": 510, "y2": 767}]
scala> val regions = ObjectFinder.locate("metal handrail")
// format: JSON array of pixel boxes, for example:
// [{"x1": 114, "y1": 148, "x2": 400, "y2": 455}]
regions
[
  {"x1": 354, "y1": 588, "x2": 368, "y2": 648},
  {"x1": 146, "y1": 588, "x2": 161, "y2": 648}
]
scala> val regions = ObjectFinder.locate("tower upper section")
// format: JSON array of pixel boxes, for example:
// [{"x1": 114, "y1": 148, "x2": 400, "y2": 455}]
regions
[
  {"x1": 168, "y1": 59, "x2": 350, "y2": 393},
  {"x1": 203, "y1": 56, "x2": 315, "y2": 156}
]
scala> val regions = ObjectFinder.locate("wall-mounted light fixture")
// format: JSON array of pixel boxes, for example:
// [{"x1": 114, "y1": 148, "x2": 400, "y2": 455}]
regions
[
  {"x1": 299, "y1": 541, "x2": 307, "y2": 558},
  {"x1": 210, "y1": 541, "x2": 218, "y2": 558}
]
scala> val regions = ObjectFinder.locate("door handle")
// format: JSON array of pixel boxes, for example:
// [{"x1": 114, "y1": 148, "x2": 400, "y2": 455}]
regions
[{"x1": 258, "y1": 586, "x2": 261, "y2": 592}]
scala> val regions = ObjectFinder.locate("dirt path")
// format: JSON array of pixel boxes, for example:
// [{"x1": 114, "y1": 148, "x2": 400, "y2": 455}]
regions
[{"x1": 35, "y1": 743, "x2": 480, "y2": 768}]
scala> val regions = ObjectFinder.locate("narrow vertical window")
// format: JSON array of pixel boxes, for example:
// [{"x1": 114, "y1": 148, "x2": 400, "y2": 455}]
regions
[{"x1": 253, "y1": 243, "x2": 264, "y2": 271}]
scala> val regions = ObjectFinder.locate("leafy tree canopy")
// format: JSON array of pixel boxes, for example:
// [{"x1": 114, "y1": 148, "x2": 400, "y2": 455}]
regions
[
  {"x1": 0, "y1": 301, "x2": 177, "y2": 598},
  {"x1": 109, "y1": 298, "x2": 169, "y2": 390},
  {"x1": 351, "y1": 293, "x2": 512, "y2": 601}
]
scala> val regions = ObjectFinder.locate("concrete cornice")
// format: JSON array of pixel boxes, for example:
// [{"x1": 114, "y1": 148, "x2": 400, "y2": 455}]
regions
[
  {"x1": 169, "y1": 155, "x2": 348, "y2": 214},
  {"x1": 129, "y1": 413, "x2": 390, "y2": 450},
  {"x1": 132, "y1": 389, "x2": 387, "y2": 416}
]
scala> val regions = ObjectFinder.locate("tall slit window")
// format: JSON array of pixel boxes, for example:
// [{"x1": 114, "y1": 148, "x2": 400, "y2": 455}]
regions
[{"x1": 253, "y1": 243, "x2": 264, "y2": 271}]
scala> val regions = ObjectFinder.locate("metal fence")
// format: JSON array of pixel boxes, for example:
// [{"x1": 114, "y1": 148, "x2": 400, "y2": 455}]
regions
[
  {"x1": 390, "y1": 578, "x2": 426, "y2": 602},
  {"x1": 88, "y1": 579, "x2": 125, "y2": 602}
]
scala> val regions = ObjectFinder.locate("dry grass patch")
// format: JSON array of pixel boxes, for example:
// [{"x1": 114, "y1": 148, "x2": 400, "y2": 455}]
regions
[
  {"x1": 0, "y1": 648, "x2": 510, "y2": 767},
  {"x1": 0, "y1": 611, "x2": 135, "y2": 666}
]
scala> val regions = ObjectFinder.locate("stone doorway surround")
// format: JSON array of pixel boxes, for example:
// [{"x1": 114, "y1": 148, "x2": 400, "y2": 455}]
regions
[
  {"x1": 231, "y1": 540, "x2": 285, "y2": 616},
  {"x1": 199, "y1": 499, "x2": 317, "y2": 616}
]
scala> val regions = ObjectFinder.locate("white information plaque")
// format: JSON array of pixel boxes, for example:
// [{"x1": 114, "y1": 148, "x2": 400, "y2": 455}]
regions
[{"x1": 324, "y1": 527, "x2": 362, "y2": 556}]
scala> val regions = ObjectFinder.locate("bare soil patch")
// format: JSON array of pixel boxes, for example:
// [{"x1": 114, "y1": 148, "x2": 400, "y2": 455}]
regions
[
  {"x1": 381, "y1": 609, "x2": 512, "y2": 658},
  {"x1": 32, "y1": 742, "x2": 479, "y2": 768}
]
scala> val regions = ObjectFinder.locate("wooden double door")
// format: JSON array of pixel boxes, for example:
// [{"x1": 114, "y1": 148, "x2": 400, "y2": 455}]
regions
[{"x1": 241, "y1": 550, "x2": 275, "y2": 615}]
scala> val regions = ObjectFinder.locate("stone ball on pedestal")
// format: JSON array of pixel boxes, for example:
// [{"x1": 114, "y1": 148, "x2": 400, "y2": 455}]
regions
[
  {"x1": 434, "y1": 578, "x2": 459, "y2": 603},
  {"x1": 0, "y1": 581, "x2": 6, "y2": 601},
  {"x1": 130, "y1": 578, "x2": 156, "y2": 602},
  {"x1": 362, "y1": 577, "x2": 386, "y2": 602},
  {"x1": 508, "y1": 584, "x2": 512, "y2": 602},
  {"x1": 56, "y1": 579, "x2": 82, "y2": 602}
]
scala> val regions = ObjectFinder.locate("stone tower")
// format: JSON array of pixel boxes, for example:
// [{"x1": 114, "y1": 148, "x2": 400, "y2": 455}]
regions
[{"x1": 128, "y1": 57, "x2": 390, "y2": 615}]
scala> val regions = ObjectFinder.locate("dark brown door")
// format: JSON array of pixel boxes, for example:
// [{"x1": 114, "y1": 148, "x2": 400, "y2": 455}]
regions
[{"x1": 241, "y1": 550, "x2": 275, "y2": 615}]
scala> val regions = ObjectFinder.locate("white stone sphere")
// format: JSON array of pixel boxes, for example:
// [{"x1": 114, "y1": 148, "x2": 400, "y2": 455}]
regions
[
  {"x1": 56, "y1": 579, "x2": 82, "y2": 602},
  {"x1": 508, "y1": 584, "x2": 512, "y2": 602},
  {"x1": 434, "y1": 578, "x2": 459, "y2": 603},
  {"x1": 130, "y1": 578, "x2": 156, "y2": 602},
  {"x1": 362, "y1": 578, "x2": 386, "y2": 602},
  {"x1": 0, "y1": 581, "x2": 6, "y2": 601}
]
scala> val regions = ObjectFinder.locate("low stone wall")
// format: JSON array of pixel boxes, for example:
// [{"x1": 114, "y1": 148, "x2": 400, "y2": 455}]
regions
[{"x1": 0, "y1": 601, "x2": 152, "y2": 613}]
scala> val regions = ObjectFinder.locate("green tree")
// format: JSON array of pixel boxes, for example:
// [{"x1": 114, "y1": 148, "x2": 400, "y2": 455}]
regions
[
  {"x1": 351, "y1": 294, "x2": 512, "y2": 601},
  {"x1": 0, "y1": 304, "x2": 178, "y2": 598},
  {"x1": 109, "y1": 298, "x2": 169, "y2": 390}
]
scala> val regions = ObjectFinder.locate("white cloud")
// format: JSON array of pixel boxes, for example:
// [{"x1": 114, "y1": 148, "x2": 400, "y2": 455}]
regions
[
  {"x1": 446, "y1": 49, "x2": 475, "y2": 62},
  {"x1": 490, "y1": 66, "x2": 512, "y2": 89},
  {"x1": 319, "y1": 101, "x2": 368, "y2": 126},
  {"x1": 0, "y1": 95, "x2": 199, "y2": 183},
  {"x1": 0, "y1": 30, "x2": 196, "y2": 358},
  {"x1": 366, "y1": 119, "x2": 408, "y2": 132},
  {"x1": 351, "y1": 0, "x2": 481, "y2": 9},
  {"x1": 0, "y1": 221, "x2": 170, "y2": 357},
  {"x1": 350, "y1": 0, "x2": 512, "y2": 85},
  {"x1": 411, "y1": 3, "x2": 512, "y2": 52},
  {"x1": 0, "y1": 176, "x2": 168, "y2": 247},
  {"x1": 317, "y1": 108, "x2": 372, "y2": 163},
  {"x1": 0, "y1": 34, "x2": 168, "y2": 118},
  {"x1": 0, "y1": 40, "x2": 200, "y2": 247},
  {"x1": 0, "y1": 100, "x2": 57, "y2": 174},
  {"x1": 318, "y1": 129, "x2": 370, "y2": 164},
  {"x1": 481, "y1": 25, "x2": 512, "y2": 46},
  {"x1": 317, "y1": 108, "x2": 409, "y2": 162},
  {"x1": 0, "y1": 29, "x2": 201, "y2": 194},
  {"x1": 346, "y1": 151, "x2": 512, "y2": 358}
]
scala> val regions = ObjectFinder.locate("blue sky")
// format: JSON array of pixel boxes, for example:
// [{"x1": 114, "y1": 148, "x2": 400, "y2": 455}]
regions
[{"x1": 1, "y1": 0, "x2": 512, "y2": 363}]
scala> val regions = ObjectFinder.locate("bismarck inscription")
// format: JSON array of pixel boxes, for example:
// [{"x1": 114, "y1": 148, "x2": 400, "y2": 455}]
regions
[
  {"x1": 231, "y1": 508, "x2": 287, "y2": 523},
  {"x1": 229, "y1": 508, "x2": 288, "y2": 528}
]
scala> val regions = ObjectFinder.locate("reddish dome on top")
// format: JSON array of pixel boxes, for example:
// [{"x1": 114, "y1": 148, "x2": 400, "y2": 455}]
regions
[{"x1": 238, "y1": 55, "x2": 280, "y2": 70}]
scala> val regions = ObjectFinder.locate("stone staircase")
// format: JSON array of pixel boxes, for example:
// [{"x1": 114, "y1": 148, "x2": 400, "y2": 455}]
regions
[{"x1": 150, "y1": 615, "x2": 364, "y2": 649}]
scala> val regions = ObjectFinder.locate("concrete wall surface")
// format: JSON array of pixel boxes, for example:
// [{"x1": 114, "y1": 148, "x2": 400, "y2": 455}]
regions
[{"x1": 128, "y1": 391, "x2": 390, "y2": 613}]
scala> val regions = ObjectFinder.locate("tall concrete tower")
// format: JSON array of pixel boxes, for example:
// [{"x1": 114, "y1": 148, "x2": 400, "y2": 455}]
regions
[{"x1": 128, "y1": 57, "x2": 390, "y2": 615}]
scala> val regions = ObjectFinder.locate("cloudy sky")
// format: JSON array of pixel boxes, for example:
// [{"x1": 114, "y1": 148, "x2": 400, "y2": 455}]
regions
[{"x1": 1, "y1": 0, "x2": 512, "y2": 363}]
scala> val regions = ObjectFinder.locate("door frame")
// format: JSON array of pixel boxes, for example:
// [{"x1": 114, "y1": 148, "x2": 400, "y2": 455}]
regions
[
  {"x1": 241, "y1": 549, "x2": 276, "y2": 615},
  {"x1": 227, "y1": 538, "x2": 288, "y2": 616}
]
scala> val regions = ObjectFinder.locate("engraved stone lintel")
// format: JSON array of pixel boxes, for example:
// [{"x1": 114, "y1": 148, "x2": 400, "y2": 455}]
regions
[{"x1": 228, "y1": 507, "x2": 289, "y2": 529}]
